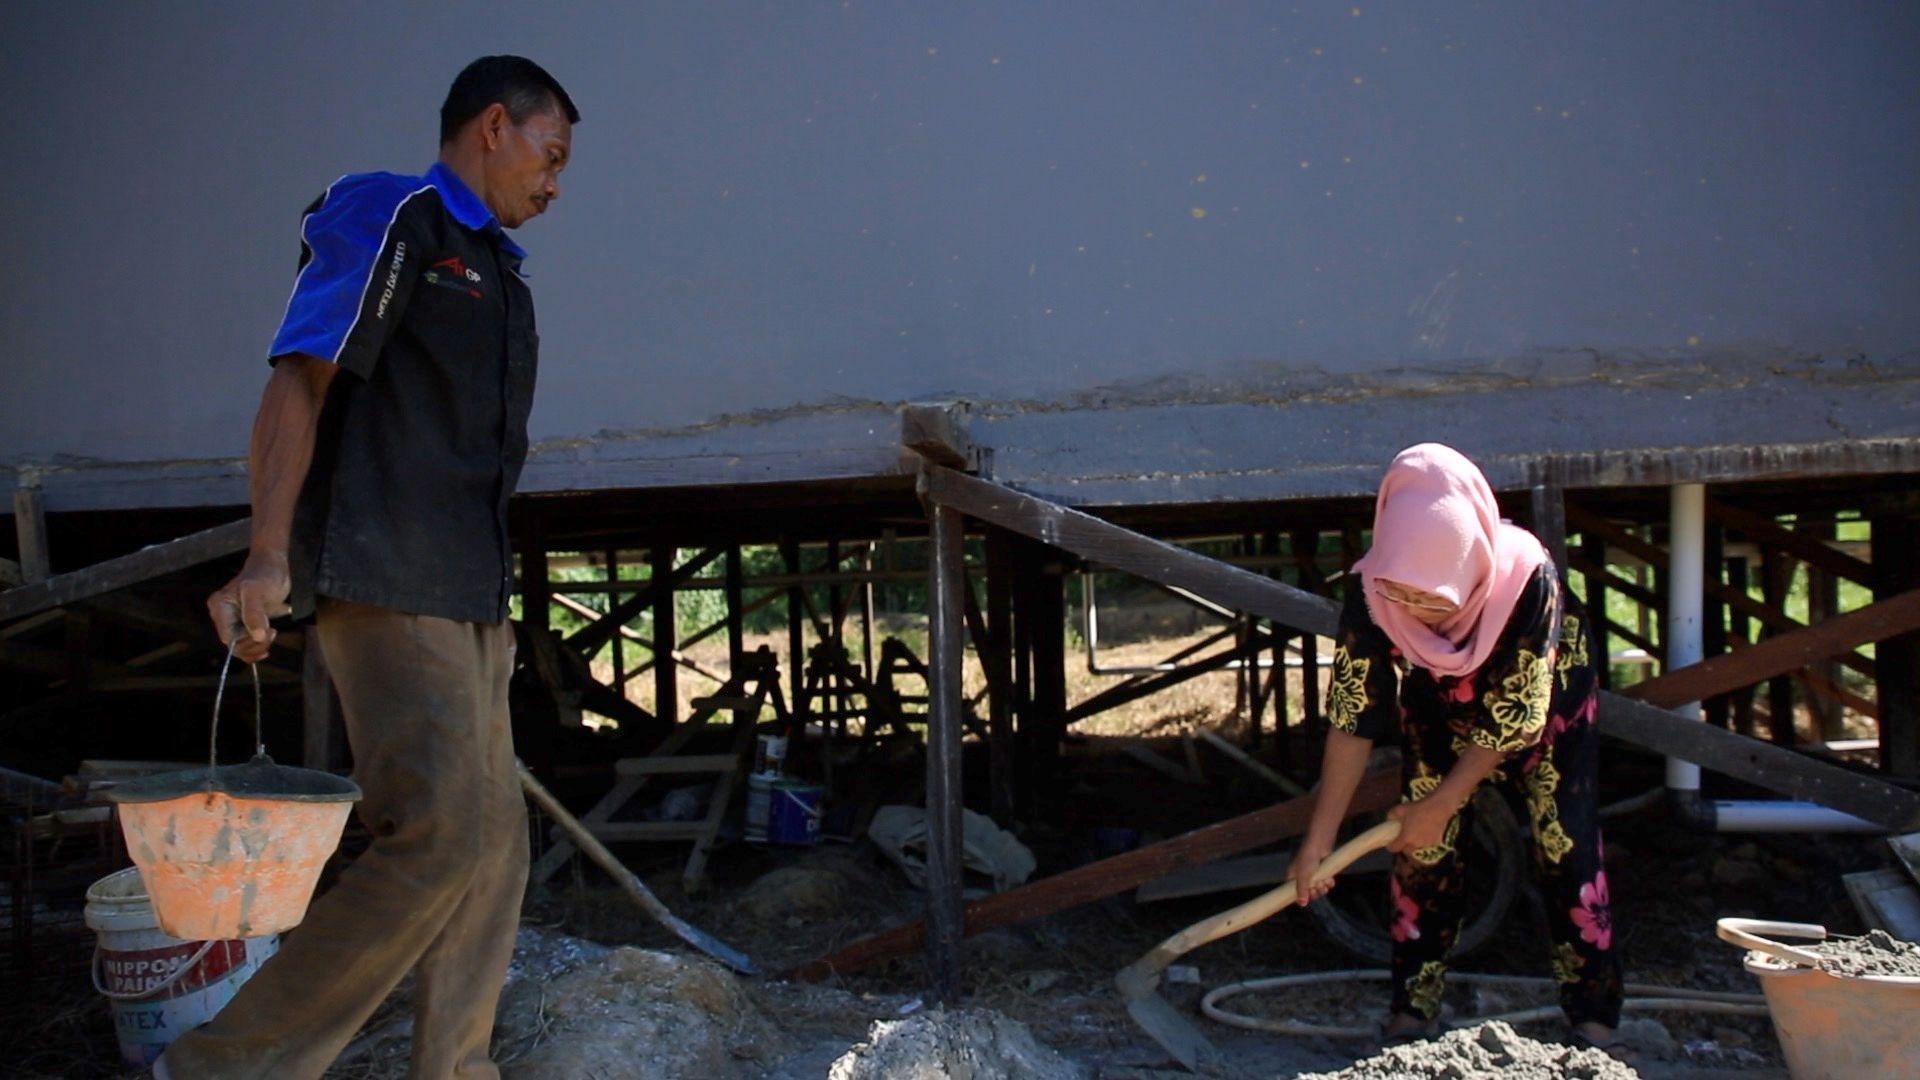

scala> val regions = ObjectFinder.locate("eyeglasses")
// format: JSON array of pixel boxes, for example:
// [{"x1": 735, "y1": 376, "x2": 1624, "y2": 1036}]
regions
[{"x1": 1374, "y1": 582, "x2": 1457, "y2": 614}]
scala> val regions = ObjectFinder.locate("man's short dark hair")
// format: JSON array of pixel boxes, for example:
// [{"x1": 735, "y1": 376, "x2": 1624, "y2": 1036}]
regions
[{"x1": 439, "y1": 56, "x2": 580, "y2": 144}]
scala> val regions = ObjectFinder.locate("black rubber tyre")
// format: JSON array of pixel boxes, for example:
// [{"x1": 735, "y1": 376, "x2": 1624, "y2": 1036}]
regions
[{"x1": 1306, "y1": 789, "x2": 1525, "y2": 965}]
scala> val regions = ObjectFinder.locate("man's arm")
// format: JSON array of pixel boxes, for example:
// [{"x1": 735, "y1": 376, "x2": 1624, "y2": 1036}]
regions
[{"x1": 205, "y1": 354, "x2": 338, "y2": 660}]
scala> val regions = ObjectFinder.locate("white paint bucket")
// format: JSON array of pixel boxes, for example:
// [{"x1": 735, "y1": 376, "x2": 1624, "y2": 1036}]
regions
[
  {"x1": 85, "y1": 867, "x2": 278, "y2": 1067},
  {"x1": 746, "y1": 772, "x2": 775, "y2": 843}
]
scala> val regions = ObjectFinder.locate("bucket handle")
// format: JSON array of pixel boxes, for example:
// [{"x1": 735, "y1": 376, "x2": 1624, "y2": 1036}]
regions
[
  {"x1": 92, "y1": 939, "x2": 219, "y2": 1001},
  {"x1": 1715, "y1": 917, "x2": 1828, "y2": 968},
  {"x1": 778, "y1": 787, "x2": 825, "y2": 821},
  {"x1": 207, "y1": 640, "x2": 266, "y2": 787}
]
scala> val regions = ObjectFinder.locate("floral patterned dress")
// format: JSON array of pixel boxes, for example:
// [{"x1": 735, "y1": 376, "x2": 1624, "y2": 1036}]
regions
[{"x1": 1328, "y1": 562, "x2": 1624, "y2": 1027}]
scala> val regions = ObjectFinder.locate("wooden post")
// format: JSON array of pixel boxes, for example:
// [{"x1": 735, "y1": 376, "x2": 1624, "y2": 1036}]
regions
[
  {"x1": 1703, "y1": 523, "x2": 1729, "y2": 729},
  {"x1": 985, "y1": 528, "x2": 1017, "y2": 826},
  {"x1": 1804, "y1": 516, "x2": 1844, "y2": 740},
  {"x1": 1582, "y1": 531, "x2": 1612, "y2": 691},
  {"x1": 1761, "y1": 546, "x2": 1797, "y2": 745},
  {"x1": 725, "y1": 546, "x2": 746, "y2": 674},
  {"x1": 924, "y1": 500, "x2": 967, "y2": 1002},
  {"x1": 12, "y1": 484, "x2": 50, "y2": 583},
  {"x1": 1029, "y1": 542, "x2": 1068, "y2": 820},
  {"x1": 861, "y1": 542, "x2": 878, "y2": 683},
  {"x1": 1531, "y1": 482, "x2": 1568, "y2": 576},
  {"x1": 520, "y1": 515, "x2": 550, "y2": 634},
  {"x1": 782, "y1": 539, "x2": 805, "y2": 723},
  {"x1": 1871, "y1": 514, "x2": 1919, "y2": 777},
  {"x1": 303, "y1": 631, "x2": 348, "y2": 771},
  {"x1": 1289, "y1": 529, "x2": 1323, "y2": 741},
  {"x1": 607, "y1": 549, "x2": 624, "y2": 690},
  {"x1": 652, "y1": 545, "x2": 678, "y2": 727},
  {"x1": 1726, "y1": 556, "x2": 1756, "y2": 736}
]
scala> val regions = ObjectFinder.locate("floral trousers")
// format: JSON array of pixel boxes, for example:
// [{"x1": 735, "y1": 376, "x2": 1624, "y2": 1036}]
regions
[{"x1": 1387, "y1": 690, "x2": 1624, "y2": 1027}]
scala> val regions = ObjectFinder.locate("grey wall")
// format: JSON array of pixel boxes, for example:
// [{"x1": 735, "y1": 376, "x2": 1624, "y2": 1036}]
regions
[{"x1": 4, "y1": 2, "x2": 1917, "y2": 478}]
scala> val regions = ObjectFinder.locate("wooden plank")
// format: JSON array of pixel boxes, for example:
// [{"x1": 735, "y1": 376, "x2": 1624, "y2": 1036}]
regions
[
  {"x1": 0, "y1": 518, "x2": 248, "y2": 624},
  {"x1": 1136, "y1": 849, "x2": 1394, "y2": 903},
  {"x1": 1888, "y1": 832, "x2": 1920, "y2": 888},
  {"x1": 1596, "y1": 689, "x2": 1920, "y2": 830},
  {"x1": 925, "y1": 468, "x2": 1338, "y2": 636},
  {"x1": 1842, "y1": 869, "x2": 1920, "y2": 941},
  {"x1": 900, "y1": 402, "x2": 974, "y2": 470},
  {"x1": 1065, "y1": 644, "x2": 1241, "y2": 723},
  {"x1": 614, "y1": 755, "x2": 740, "y2": 776},
  {"x1": 788, "y1": 767, "x2": 1402, "y2": 981},
  {"x1": 924, "y1": 500, "x2": 967, "y2": 1002},
  {"x1": 1709, "y1": 497, "x2": 1874, "y2": 585},
  {"x1": 1119, "y1": 739, "x2": 1202, "y2": 785},
  {"x1": 1196, "y1": 728, "x2": 1308, "y2": 797},
  {"x1": 0, "y1": 555, "x2": 22, "y2": 588},
  {"x1": 1621, "y1": 588, "x2": 1920, "y2": 711},
  {"x1": 12, "y1": 486, "x2": 51, "y2": 583}
]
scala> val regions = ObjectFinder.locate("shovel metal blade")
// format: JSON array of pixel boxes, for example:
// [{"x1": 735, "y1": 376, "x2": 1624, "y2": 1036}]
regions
[{"x1": 1125, "y1": 992, "x2": 1226, "y2": 1074}]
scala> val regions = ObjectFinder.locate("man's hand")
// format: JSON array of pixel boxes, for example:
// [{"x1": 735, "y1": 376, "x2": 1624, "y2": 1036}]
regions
[
  {"x1": 1385, "y1": 795, "x2": 1459, "y2": 855},
  {"x1": 207, "y1": 551, "x2": 292, "y2": 662},
  {"x1": 1291, "y1": 834, "x2": 1337, "y2": 907}
]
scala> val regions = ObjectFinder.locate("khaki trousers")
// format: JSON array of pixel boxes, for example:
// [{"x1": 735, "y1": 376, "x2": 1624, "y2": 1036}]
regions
[{"x1": 163, "y1": 599, "x2": 529, "y2": 1079}]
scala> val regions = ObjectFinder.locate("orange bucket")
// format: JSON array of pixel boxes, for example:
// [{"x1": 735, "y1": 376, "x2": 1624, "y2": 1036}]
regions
[{"x1": 108, "y1": 648, "x2": 360, "y2": 940}]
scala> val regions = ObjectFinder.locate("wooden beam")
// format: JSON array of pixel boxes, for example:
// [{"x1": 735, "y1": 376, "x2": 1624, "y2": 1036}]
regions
[
  {"x1": 900, "y1": 402, "x2": 974, "y2": 470},
  {"x1": 1619, "y1": 591, "x2": 1920, "y2": 713},
  {"x1": 0, "y1": 518, "x2": 249, "y2": 624},
  {"x1": 924, "y1": 500, "x2": 967, "y2": 1002},
  {"x1": 1872, "y1": 516, "x2": 1919, "y2": 777},
  {"x1": 984, "y1": 530, "x2": 1017, "y2": 825},
  {"x1": 788, "y1": 767, "x2": 1403, "y2": 981},
  {"x1": 1065, "y1": 643, "x2": 1242, "y2": 723},
  {"x1": 1598, "y1": 690, "x2": 1920, "y2": 830},
  {"x1": 1531, "y1": 482, "x2": 1567, "y2": 575},
  {"x1": 565, "y1": 546, "x2": 721, "y2": 657},
  {"x1": 925, "y1": 468, "x2": 1336, "y2": 636},
  {"x1": 1709, "y1": 497, "x2": 1874, "y2": 585}
]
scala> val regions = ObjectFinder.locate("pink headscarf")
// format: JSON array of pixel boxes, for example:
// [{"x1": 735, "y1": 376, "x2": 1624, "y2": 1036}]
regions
[{"x1": 1351, "y1": 444, "x2": 1547, "y2": 679}]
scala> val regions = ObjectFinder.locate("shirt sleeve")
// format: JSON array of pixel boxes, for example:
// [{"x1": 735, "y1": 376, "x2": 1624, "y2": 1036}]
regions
[
  {"x1": 267, "y1": 176, "x2": 430, "y2": 378},
  {"x1": 1327, "y1": 583, "x2": 1401, "y2": 743},
  {"x1": 1470, "y1": 564, "x2": 1565, "y2": 754}
]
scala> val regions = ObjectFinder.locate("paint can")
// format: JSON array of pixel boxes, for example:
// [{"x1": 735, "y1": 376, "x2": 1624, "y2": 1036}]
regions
[
  {"x1": 745, "y1": 772, "x2": 775, "y2": 843},
  {"x1": 768, "y1": 781, "x2": 824, "y2": 846},
  {"x1": 86, "y1": 867, "x2": 278, "y2": 1068}
]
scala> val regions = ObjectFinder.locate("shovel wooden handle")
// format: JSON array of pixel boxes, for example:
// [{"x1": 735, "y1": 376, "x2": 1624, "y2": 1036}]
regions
[{"x1": 1118, "y1": 821, "x2": 1400, "y2": 997}]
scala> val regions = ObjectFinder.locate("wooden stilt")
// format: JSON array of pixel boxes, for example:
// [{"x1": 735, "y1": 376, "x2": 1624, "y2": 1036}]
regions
[
  {"x1": 653, "y1": 545, "x2": 678, "y2": 727},
  {"x1": 1871, "y1": 514, "x2": 1919, "y2": 777},
  {"x1": 924, "y1": 500, "x2": 967, "y2": 1002}
]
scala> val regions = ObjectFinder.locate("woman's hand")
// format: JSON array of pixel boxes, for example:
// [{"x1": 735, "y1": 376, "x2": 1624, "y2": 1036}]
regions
[
  {"x1": 1291, "y1": 835, "x2": 1337, "y2": 907},
  {"x1": 1385, "y1": 796, "x2": 1458, "y2": 855}
]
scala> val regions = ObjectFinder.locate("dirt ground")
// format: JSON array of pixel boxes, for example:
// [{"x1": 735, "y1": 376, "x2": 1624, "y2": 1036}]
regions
[{"x1": 6, "y1": 628, "x2": 1903, "y2": 1078}]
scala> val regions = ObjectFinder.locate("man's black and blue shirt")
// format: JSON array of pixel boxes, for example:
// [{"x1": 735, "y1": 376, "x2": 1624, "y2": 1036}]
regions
[{"x1": 272, "y1": 162, "x2": 538, "y2": 624}]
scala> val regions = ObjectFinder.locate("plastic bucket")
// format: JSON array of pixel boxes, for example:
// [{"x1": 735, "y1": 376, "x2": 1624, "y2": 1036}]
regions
[
  {"x1": 768, "y1": 782, "x2": 823, "y2": 846},
  {"x1": 107, "y1": 652, "x2": 360, "y2": 940},
  {"x1": 745, "y1": 773, "x2": 774, "y2": 843},
  {"x1": 1718, "y1": 918, "x2": 1920, "y2": 1079},
  {"x1": 87, "y1": 867, "x2": 278, "y2": 1068}
]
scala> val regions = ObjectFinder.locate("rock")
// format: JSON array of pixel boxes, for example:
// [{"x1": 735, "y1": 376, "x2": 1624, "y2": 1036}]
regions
[
  {"x1": 503, "y1": 947, "x2": 785, "y2": 1079},
  {"x1": 735, "y1": 865, "x2": 849, "y2": 924},
  {"x1": 1619, "y1": 1016, "x2": 1678, "y2": 1059},
  {"x1": 826, "y1": 1007, "x2": 1087, "y2": 1080},
  {"x1": 1295, "y1": 1020, "x2": 1637, "y2": 1080},
  {"x1": 1711, "y1": 853, "x2": 1769, "y2": 892}
]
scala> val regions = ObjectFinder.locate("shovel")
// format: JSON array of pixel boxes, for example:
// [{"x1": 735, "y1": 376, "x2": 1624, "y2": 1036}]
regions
[
  {"x1": 1115, "y1": 821, "x2": 1400, "y2": 1072},
  {"x1": 518, "y1": 762, "x2": 761, "y2": 976}
]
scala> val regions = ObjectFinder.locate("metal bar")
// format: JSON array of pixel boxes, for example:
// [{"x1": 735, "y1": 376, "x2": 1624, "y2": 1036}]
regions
[{"x1": 924, "y1": 499, "x2": 967, "y2": 1003}]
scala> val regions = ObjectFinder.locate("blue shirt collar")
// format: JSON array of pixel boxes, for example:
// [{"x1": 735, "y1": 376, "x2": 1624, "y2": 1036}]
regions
[{"x1": 427, "y1": 162, "x2": 529, "y2": 263}]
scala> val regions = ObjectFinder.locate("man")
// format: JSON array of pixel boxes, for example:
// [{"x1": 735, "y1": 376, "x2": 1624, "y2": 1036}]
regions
[{"x1": 168, "y1": 56, "x2": 577, "y2": 1079}]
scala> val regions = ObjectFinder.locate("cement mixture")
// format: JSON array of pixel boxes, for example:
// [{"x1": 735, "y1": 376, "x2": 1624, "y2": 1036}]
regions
[
  {"x1": 1293, "y1": 1021, "x2": 1638, "y2": 1080},
  {"x1": 1806, "y1": 929, "x2": 1920, "y2": 979},
  {"x1": 826, "y1": 1007, "x2": 1087, "y2": 1080}
]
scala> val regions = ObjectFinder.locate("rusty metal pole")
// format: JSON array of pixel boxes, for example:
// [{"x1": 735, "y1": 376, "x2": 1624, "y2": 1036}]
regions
[{"x1": 924, "y1": 498, "x2": 967, "y2": 1002}]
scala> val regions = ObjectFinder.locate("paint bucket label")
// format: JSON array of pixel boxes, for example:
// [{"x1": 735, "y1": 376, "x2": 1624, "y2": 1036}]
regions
[{"x1": 768, "y1": 782, "x2": 824, "y2": 845}]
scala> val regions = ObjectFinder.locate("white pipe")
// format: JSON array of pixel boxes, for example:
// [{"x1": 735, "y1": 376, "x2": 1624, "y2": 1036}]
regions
[
  {"x1": 1712, "y1": 800, "x2": 1885, "y2": 833},
  {"x1": 1666, "y1": 483, "x2": 1706, "y2": 791}
]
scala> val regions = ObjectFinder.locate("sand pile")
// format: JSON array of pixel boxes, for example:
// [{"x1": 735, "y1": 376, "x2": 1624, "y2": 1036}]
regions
[
  {"x1": 826, "y1": 1007, "x2": 1086, "y2": 1080},
  {"x1": 1806, "y1": 929, "x2": 1920, "y2": 979},
  {"x1": 1295, "y1": 1020, "x2": 1637, "y2": 1080}
]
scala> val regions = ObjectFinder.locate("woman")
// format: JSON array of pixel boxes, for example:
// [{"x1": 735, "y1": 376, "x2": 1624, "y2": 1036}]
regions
[{"x1": 1291, "y1": 443, "x2": 1623, "y2": 1051}]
